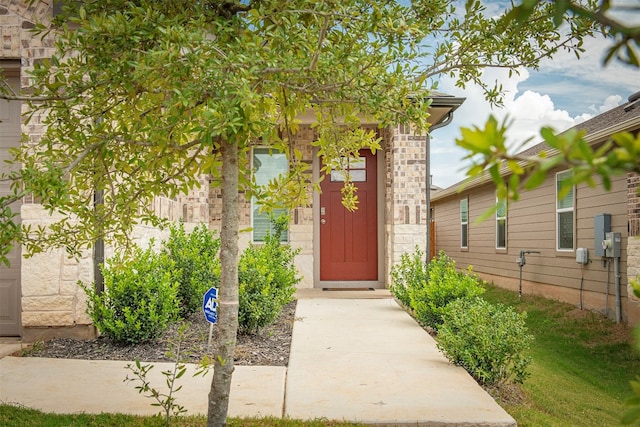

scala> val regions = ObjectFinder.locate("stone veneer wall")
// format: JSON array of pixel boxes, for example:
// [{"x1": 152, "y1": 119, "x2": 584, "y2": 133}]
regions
[
  {"x1": 288, "y1": 127, "x2": 315, "y2": 287},
  {"x1": 206, "y1": 127, "x2": 316, "y2": 288},
  {"x1": 2, "y1": 1, "x2": 64, "y2": 339},
  {"x1": 2, "y1": 2, "x2": 202, "y2": 338},
  {"x1": 629, "y1": 173, "x2": 640, "y2": 237},
  {"x1": 0, "y1": 1, "x2": 52, "y2": 49},
  {"x1": 20, "y1": 203, "x2": 184, "y2": 341},
  {"x1": 180, "y1": 176, "x2": 211, "y2": 224},
  {"x1": 385, "y1": 124, "x2": 428, "y2": 283}
]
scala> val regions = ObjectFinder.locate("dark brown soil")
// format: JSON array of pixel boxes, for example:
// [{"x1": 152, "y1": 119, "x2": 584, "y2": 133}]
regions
[
  {"x1": 484, "y1": 382, "x2": 529, "y2": 407},
  {"x1": 18, "y1": 301, "x2": 296, "y2": 366}
]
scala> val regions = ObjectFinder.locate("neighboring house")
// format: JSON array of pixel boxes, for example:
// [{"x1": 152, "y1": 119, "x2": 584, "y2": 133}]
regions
[
  {"x1": 0, "y1": 3, "x2": 464, "y2": 340},
  {"x1": 431, "y1": 92, "x2": 640, "y2": 324}
]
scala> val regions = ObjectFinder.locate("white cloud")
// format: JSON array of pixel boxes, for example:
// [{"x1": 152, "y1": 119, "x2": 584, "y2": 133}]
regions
[
  {"x1": 429, "y1": 61, "x2": 633, "y2": 188},
  {"x1": 589, "y1": 95, "x2": 623, "y2": 114},
  {"x1": 498, "y1": 90, "x2": 585, "y2": 152}
]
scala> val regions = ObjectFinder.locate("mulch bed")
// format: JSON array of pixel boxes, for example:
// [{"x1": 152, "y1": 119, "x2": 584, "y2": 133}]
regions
[{"x1": 18, "y1": 301, "x2": 296, "y2": 366}]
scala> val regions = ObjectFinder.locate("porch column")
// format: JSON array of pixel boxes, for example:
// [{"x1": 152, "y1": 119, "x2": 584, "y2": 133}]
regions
[{"x1": 385, "y1": 124, "x2": 428, "y2": 283}]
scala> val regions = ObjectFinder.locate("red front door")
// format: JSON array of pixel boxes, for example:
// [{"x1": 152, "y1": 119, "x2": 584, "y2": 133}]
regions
[{"x1": 320, "y1": 150, "x2": 378, "y2": 281}]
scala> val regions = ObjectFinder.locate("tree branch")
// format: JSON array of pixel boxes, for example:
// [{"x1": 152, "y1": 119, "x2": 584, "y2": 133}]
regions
[
  {"x1": 568, "y1": 2, "x2": 640, "y2": 39},
  {"x1": 308, "y1": 14, "x2": 329, "y2": 72}
]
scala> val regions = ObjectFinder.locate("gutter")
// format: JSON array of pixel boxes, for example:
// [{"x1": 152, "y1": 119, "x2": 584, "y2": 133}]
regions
[
  {"x1": 428, "y1": 96, "x2": 467, "y2": 109},
  {"x1": 425, "y1": 95, "x2": 465, "y2": 261}
]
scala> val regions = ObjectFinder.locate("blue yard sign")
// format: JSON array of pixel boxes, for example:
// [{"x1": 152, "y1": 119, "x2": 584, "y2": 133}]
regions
[{"x1": 202, "y1": 287, "x2": 218, "y2": 324}]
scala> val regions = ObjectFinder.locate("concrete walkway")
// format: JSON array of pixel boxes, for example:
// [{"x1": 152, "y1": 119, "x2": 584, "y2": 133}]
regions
[{"x1": 0, "y1": 291, "x2": 516, "y2": 425}]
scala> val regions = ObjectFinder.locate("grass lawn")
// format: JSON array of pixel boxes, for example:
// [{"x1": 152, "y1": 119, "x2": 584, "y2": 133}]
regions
[
  {"x1": 0, "y1": 405, "x2": 364, "y2": 427},
  {"x1": 482, "y1": 284, "x2": 640, "y2": 426}
]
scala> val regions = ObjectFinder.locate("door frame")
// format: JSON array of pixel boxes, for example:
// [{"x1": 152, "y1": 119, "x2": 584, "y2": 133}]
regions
[{"x1": 312, "y1": 146, "x2": 385, "y2": 288}]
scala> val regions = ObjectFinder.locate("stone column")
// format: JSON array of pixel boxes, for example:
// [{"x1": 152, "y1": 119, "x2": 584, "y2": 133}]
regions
[{"x1": 385, "y1": 124, "x2": 428, "y2": 283}]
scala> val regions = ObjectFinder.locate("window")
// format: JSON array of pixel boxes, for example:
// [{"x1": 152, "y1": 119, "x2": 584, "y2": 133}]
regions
[
  {"x1": 460, "y1": 198, "x2": 468, "y2": 249},
  {"x1": 330, "y1": 156, "x2": 367, "y2": 182},
  {"x1": 496, "y1": 194, "x2": 507, "y2": 249},
  {"x1": 252, "y1": 147, "x2": 288, "y2": 242},
  {"x1": 556, "y1": 170, "x2": 574, "y2": 251}
]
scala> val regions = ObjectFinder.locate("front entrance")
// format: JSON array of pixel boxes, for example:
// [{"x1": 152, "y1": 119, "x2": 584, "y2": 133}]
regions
[
  {"x1": 0, "y1": 71, "x2": 22, "y2": 336},
  {"x1": 319, "y1": 149, "x2": 378, "y2": 282}
]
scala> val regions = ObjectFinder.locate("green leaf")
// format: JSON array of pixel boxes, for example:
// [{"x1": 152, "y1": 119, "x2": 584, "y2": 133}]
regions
[
  {"x1": 540, "y1": 127, "x2": 558, "y2": 147},
  {"x1": 466, "y1": 164, "x2": 486, "y2": 178},
  {"x1": 476, "y1": 204, "x2": 498, "y2": 223},
  {"x1": 539, "y1": 155, "x2": 564, "y2": 172},
  {"x1": 507, "y1": 160, "x2": 524, "y2": 175},
  {"x1": 524, "y1": 169, "x2": 546, "y2": 190}
]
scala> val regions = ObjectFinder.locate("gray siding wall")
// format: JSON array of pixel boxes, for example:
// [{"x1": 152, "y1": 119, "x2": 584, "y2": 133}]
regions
[{"x1": 432, "y1": 170, "x2": 628, "y2": 319}]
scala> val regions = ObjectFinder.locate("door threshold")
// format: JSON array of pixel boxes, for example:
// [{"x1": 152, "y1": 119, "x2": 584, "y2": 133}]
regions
[{"x1": 322, "y1": 287, "x2": 375, "y2": 291}]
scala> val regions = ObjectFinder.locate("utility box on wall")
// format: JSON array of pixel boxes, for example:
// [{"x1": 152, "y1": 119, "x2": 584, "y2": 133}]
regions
[
  {"x1": 594, "y1": 213, "x2": 611, "y2": 257},
  {"x1": 604, "y1": 232, "x2": 622, "y2": 258}
]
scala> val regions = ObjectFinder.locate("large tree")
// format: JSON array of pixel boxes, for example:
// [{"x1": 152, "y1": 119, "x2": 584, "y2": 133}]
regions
[{"x1": 0, "y1": 1, "x2": 602, "y2": 425}]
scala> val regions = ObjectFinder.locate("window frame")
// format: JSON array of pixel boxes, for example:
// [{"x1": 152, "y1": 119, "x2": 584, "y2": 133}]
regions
[
  {"x1": 496, "y1": 193, "x2": 507, "y2": 250},
  {"x1": 555, "y1": 170, "x2": 575, "y2": 252},
  {"x1": 460, "y1": 197, "x2": 469, "y2": 249},
  {"x1": 251, "y1": 147, "x2": 289, "y2": 243}
]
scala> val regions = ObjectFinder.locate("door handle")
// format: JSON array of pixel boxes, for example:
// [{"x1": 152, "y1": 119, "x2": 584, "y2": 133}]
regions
[{"x1": 320, "y1": 219, "x2": 326, "y2": 224}]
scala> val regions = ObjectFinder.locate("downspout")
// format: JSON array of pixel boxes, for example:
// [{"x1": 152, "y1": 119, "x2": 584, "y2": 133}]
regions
[
  {"x1": 615, "y1": 255, "x2": 621, "y2": 324},
  {"x1": 93, "y1": 115, "x2": 105, "y2": 295},
  {"x1": 93, "y1": 189, "x2": 104, "y2": 294},
  {"x1": 425, "y1": 112, "x2": 454, "y2": 263}
]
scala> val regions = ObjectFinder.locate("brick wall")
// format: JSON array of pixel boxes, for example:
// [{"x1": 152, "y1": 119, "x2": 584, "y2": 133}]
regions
[
  {"x1": 2, "y1": 2, "x2": 200, "y2": 337},
  {"x1": 288, "y1": 126, "x2": 315, "y2": 287},
  {"x1": 180, "y1": 176, "x2": 211, "y2": 224},
  {"x1": 629, "y1": 173, "x2": 640, "y2": 237},
  {"x1": 4, "y1": 0, "x2": 437, "y2": 329},
  {"x1": 385, "y1": 124, "x2": 428, "y2": 281},
  {"x1": 1, "y1": 1, "x2": 52, "y2": 60},
  {"x1": 205, "y1": 126, "x2": 317, "y2": 287}
]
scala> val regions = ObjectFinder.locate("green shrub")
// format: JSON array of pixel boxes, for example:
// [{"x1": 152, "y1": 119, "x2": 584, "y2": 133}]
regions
[
  {"x1": 162, "y1": 222, "x2": 220, "y2": 318},
  {"x1": 83, "y1": 246, "x2": 180, "y2": 344},
  {"x1": 437, "y1": 298, "x2": 533, "y2": 386},
  {"x1": 238, "y1": 222, "x2": 300, "y2": 334},
  {"x1": 390, "y1": 246, "x2": 427, "y2": 308},
  {"x1": 410, "y1": 251, "x2": 485, "y2": 329}
]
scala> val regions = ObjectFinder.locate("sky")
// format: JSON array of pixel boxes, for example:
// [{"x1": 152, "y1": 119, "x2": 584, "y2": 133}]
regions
[{"x1": 428, "y1": 4, "x2": 640, "y2": 189}]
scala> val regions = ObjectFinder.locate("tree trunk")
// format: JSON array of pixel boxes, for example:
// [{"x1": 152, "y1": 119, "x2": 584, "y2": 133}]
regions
[{"x1": 207, "y1": 140, "x2": 239, "y2": 427}]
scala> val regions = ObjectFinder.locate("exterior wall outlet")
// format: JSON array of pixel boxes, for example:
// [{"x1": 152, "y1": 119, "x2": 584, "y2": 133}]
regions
[{"x1": 576, "y1": 247, "x2": 588, "y2": 264}]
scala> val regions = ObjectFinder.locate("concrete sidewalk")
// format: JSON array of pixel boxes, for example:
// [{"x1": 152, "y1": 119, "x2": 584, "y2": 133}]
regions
[
  {"x1": 0, "y1": 293, "x2": 516, "y2": 425},
  {"x1": 286, "y1": 297, "x2": 515, "y2": 426},
  {"x1": 0, "y1": 357, "x2": 285, "y2": 418}
]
